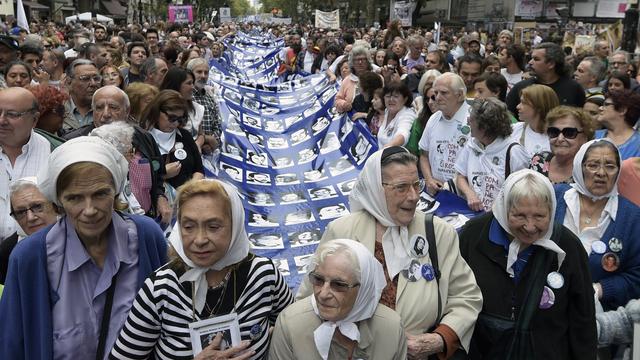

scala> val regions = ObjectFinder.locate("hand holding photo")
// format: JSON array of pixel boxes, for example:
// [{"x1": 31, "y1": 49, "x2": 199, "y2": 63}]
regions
[{"x1": 189, "y1": 313, "x2": 241, "y2": 356}]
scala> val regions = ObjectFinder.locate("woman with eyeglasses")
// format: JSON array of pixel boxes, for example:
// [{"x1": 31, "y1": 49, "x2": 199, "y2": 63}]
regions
[
  {"x1": 297, "y1": 147, "x2": 482, "y2": 359},
  {"x1": 455, "y1": 98, "x2": 529, "y2": 212},
  {"x1": 111, "y1": 178, "x2": 293, "y2": 360},
  {"x1": 459, "y1": 169, "x2": 597, "y2": 359},
  {"x1": 595, "y1": 90, "x2": 640, "y2": 160},
  {"x1": 270, "y1": 239, "x2": 407, "y2": 360},
  {"x1": 376, "y1": 81, "x2": 416, "y2": 149},
  {"x1": 529, "y1": 106, "x2": 595, "y2": 184},
  {"x1": 100, "y1": 64, "x2": 124, "y2": 89},
  {"x1": 553, "y1": 139, "x2": 640, "y2": 311},
  {"x1": 160, "y1": 67, "x2": 206, "y2": 148},
  {"x1": 141, "y1": 90, "x2": 204, "y2": 190}
]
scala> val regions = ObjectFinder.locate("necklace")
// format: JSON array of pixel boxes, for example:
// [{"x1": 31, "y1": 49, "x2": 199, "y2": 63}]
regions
[{"x1": 580, "y1": 196, "x2": 601, "y2": 226}]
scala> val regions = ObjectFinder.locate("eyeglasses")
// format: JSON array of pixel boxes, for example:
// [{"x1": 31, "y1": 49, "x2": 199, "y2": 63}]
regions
[
  {"x1": 73, "y1": 74, "x2": 102, "y2": 83},
  {"x1": 0, "y1": 107, "x2": 36, "y2": 120},
  {"x1": 547, "y1": 127, "x2": 583, "y2": 139},
  {"x1": 10, "y1": 203, "x2": 48, "y2": 220},
  {"x1": 309, "y1": 272, "x2": 360, "y2": 292},
  {"x1": 382, "y1": 179, "x2": 425, "y2": 195},
  {"x1": 583, "y1": 162, "x2": 619, "y2": 174},
  {"x1": 161, "y1": 110, "x2": 186, "y2": 123}
]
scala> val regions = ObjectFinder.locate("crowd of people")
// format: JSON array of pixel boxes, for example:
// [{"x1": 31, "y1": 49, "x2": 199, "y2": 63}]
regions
[{"x1": 0, "y1": 16, "x2": 639, "y2": 359}]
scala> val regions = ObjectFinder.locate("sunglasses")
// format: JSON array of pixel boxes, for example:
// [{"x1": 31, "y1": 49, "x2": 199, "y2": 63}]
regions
[
  {"x1": 161, "y1": 110, "x2": 186, "y2": 123},
  {"x1": 546, "y1": 127, "x2": 583, "y2": 139},
  {"x1": 309, "y1": 272, "x2": 360, "y2": 292}
]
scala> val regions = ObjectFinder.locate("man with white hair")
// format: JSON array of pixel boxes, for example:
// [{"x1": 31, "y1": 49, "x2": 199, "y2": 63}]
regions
[
  {"x1": 187, "y1": 58, "x2": 221, "y2": 153},
  {"x1": 418, "y1": 73, "x2": 471, "y2": 194},
  {"x1": 62, "y1": 85, "x2": 173, "y2": 225},
  {"x1": 0, "y1": 87, "x2": 50, "y2": 240}
]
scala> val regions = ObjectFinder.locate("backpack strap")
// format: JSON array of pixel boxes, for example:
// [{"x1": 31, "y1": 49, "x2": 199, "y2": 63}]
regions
[
  {"x1": 424, "y1": 212, "x2": 442, "y2": 322},
  {"x1": 505, "y1": 142, "x2": 520, "y2": 179}
]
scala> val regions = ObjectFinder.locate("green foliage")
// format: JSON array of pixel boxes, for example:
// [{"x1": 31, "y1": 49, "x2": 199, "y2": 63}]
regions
[{"x1": 230, "y1": 0, "x2": 253, "y2": 16}]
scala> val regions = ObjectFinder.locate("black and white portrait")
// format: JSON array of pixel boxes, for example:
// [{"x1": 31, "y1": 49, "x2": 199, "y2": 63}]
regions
[
  {"x1": 247, "y1": 151, "x2": 268, "y2": 167},
  {"x1": 318, "y1": 203, "x2": 349, "y2": 220},
  {"x1": 280, "y1": 191, "x2": 305, "y2": 204},
  {"x1": 248, "y1": 192, "x2": 274, "y2": 206},
  {"x1": 312, "y1": 117, "x2": 331, "y2": 134},
  {"x1": 275, "y1": 173, "x2": 299, "y2": 185},
  {"x1": 247, "y1": 211, "x2": 278, "y2": 227},
  {"x1": 285, "y1": 209, "x2": 314, "y2": 225},
  {"x1": 308, "y1": 186, "x2": 338, "y2": 200},
  {"x1": 320, "y1": 133, "x2": 341, "y2": 154},
  {"x1": 274, "y1": 156, "x2": 294, "y2": 168},
  {"x1": 289, "y1": 229, "x2": 321, "y2": 247},
  {"x1": 221, "y1": 163, "x2": 243, "y2": 182},
  {"x1": 249, "y1": 233, "x2": 284, "y2": 249},
  {"x1": 338, "y1": 179, "x2": 357, "y2": 195},
  {"x1": 298, "y1": 147, "x2": 318, "y2": 164},
  {"x1": 290, "y1": 128, "x2": 310, "y2": 145},
  {"x1": 267, "y1": 136, "x2": 288, "y2": 149},
  {"x1": 246, "y1": 171, "x2": 271, "y2": 185},
  {"x1": 328, "y1": 157, "x2": 354, "y2": 176},
  {"x1": 304, "y1": 168, "x2": 327, "y2": 182}
]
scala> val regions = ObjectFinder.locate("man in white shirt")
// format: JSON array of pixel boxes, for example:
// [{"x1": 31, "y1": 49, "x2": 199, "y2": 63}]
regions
[
  {"x1": 498, "y1": 44, "x2": 525, "y2": 95},
  {"x1": 0, "y1": 87, "x2": 51, "y2": 240},
  {"x1": 418, "y1": 73, "x2": 471, "y2": 194}
]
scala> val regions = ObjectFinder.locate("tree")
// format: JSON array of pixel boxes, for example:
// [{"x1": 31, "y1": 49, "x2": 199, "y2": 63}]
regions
[{"x1": 231, "y1": 0, "x2": 252, "y2": 16}]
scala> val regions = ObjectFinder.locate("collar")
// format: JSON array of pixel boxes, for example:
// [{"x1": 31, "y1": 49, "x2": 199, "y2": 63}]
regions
[
  {"x1": 0, "y1": 129, "x2": 39, "y2": 157},
  {"x1": 442, "y1": 101, "x2": 470, "y2": 121},
  {"x1": 565, "y1": 188, "x2": 618, "y2": 223},
  {"x1": 489, "y1": 217, "x2": 510, "y2": 250}
]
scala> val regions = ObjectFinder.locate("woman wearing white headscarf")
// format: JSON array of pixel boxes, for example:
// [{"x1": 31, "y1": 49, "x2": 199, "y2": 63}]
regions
[
  {"x1": 554, "y1": 139, "x2": 640, "y2": 311},
  {"x1": 459, "y1": 169, "x2": 596, "y2": 359},
  {"x1": 0, "y1": 136, "x2": 168, "y2": 360},
  {"x1": 270, "y1": 239, "x2": 407, "y2": 360},
  {"x1": 110, "y1": 178, "x2": 293, "y2": 360},
  {"x1": 297, "y1": 146, "x2": 482, "y2": 359}
]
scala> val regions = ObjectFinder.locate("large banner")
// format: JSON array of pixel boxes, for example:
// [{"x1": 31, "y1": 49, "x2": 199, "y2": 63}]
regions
[
  {"x1": 315, "y1": 9, "x2": 340, "y2": 29},
  {"x1": 168, "y1": 5, "x2": 193, "y2": 23},
  {"x1": 392, "y1": 1, "x2": 413, "y2": 27}
]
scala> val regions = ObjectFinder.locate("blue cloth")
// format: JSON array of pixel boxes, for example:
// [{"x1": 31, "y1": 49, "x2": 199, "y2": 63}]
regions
[
  {"x1": 555, "y1": 184, "x2": 640, "y2": 310},
  {"x1": 595, "y1": 130, "x2": 640, "y2": 160},
  {"x1": 488, "y1": 218, "x2": 535, "y2": 284},
  {"x1": 0, "y1": 214, "x2": 167, "y2": 360}
]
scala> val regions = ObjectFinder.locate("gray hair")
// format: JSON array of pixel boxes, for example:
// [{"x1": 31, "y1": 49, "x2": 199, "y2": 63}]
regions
[
  {"x1": 418, "y1": 69, "x2": 442, "y2": 95},
  {"x1": 308, "y1": 240, "x2": 361, "y2": 283},
  {"x1": 186, "y1": 57, "x2": 208, "y2": 71},
  {"x1": 348, "y1": 45, "x2": 372, "y2": 71},
  {"x1": 581, "y1": 56, "x2": 607, "y2": 83},
  {"x1": 435, "y1": 72, "x2": 467, "y2": 99},
  {"x1": 507, "y1": 173, "x2": 554, "y2": 215},
  {"x1": 89, "y1": 121, "x2": 135, "y2": 156},
  {"x1": 65, "y1": 58, "x2": 96, "y2": 79},
  {"x1": 611, "y1": 50, "x2": 630, "y2": 63},
  {"x1": 381, "y1": 151, "x2": 418, "y2": 169},
  {"x1": 499, "y1": 30, "x2": 514, "y2": 40},
  {"x1": 406, "y1": 35, "x2": 425, "y2": 48},
  {"x1": 139, "y1": 57, "x2": 159, "y2": 81},
  {"x1": 9, "y1": 177, "x2": 38, "y2": 200},
  {"x1": 91, "y1": 85, "x2": 130, "y2": 111}
]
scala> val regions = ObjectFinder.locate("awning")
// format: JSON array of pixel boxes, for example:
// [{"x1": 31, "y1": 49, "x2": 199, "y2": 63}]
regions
[
  {"x1": 101, "y1": 0, "x2": 126, "y2": 16},
  {"x1": 21, "y1": 1, "x2": 49, "y2": 9},
  {"x1": 59, "y1": 6, "x2": 75, "y2": 11}
]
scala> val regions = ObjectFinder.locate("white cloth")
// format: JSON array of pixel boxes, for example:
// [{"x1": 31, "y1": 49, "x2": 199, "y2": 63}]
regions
[
  {"x1": 37, "y1": 136, "x2": 129, "y2": 206},
  {"x1": 455, "y1": 136, "x2": 529, "y2": 211},
  {"x1": 562, "y1": 188, "x2": 617, "y2": 254},
  {"x1": 348, "y1": 149, "x2": 412, "y2": 279},
  {"x1": 418, "y1": 102, "x2": 471, "y2": 182},
  {"x1": 377, "y1": 106, "x2": 416, "y2": 148},
  {"x1": 571, "y1": 139, "x2": 620, "y2": 201},
  {"x1": 500, "y1": 68, "x2": 523, "y2": 95},
  {"x1": 183, "y1": 102, "x2": 205, "y2": 140},
  {"x1": 308, "y1": 239, "x2": 387, "y2": 360},
  {"x1": 167, "y1": 179, "x2": 250, "y2": 313},
  {"x1": 149, "y1": 128, "x2": 177, "y2": 155},
  {"x1": 491, "y1": 169, "x2": 566, "y2": 277},
  {"x1": 0, "y1": 131, "x2": 50, "y2": 240},
  {"x1": 509, "y1": 122, "x2": 550, "y2": 157}
]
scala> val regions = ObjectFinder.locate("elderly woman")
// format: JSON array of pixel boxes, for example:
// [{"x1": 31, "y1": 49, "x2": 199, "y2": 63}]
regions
[
  {"x1": 110, "y1": 179, "x2": 294, "y2": 359},
  {"x1": 0, "y1": 136, "x2": 168, "y2": 359},
  {"x1": 297, "y1": 147, "x2": 482, "y2": 359},
  {"x1": 270, "y1": 239, "x2": 406, "y2": 360},
  {"x1": 513, "y1": 84, "x2": 560, "y2": 156},
  {"x1": 554, "y1": 139, "x2": 640, "y2": 311},
  {"x1": 455, "y1": 98, "x2": 529, "y2": 211},
  {"x1": 335, "y1": 45, "x2": 373, "y2": 114},
  {"x1": 595, "y1": 90, "x2": 640, "y2": 160},
  {"x1": 125, "y1": 82, "x2": 159, "y2": 123},
  {"x1": 142, "y1": 89, "x2": 204, "y2": 190},
  {"x1": 0, "y1": 177, "x2": 59, "y2": 284},
  {"x1": 529, "y1": 106, "x2": 595, "y2": 184},
  {"x1": 459, "y1": 169, "x2": 596, "y2": 359},
  {"x1": 376, "y1": 81, "x2": 417, "y2": 148}
]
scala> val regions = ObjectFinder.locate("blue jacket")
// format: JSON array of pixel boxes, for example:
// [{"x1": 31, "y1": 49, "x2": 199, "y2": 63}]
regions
[
  {"x1": 555, "y1": 184, "x2": 640, "y2": 310},
  {"x1": 0, "y1": 214, "x2": 167, "y2": 359}
]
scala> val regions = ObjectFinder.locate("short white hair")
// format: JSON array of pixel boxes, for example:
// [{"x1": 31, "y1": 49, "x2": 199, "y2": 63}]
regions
[
  {"x1": 309, "y1": 240, "x2": 361, "y2": 283},
  {"x1": 507, "y1": 173, "x2": 554, "y2": 215},
  {"x1": 92, "y1": 85, "x2": 130, "y2": 111},
  {"x1": 435, "y1": 72, "x2": 467, "y2": 99},
  {"x1": 89, "y1": 121, "x2": 135, "y2": 157}
]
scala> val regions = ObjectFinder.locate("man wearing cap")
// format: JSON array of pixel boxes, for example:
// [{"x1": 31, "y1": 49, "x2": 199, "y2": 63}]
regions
[
  {"x1": 0, "y1": 35, "x2": 18, "y2": 88},
  {"x1": 0, "y1": 87, "x2": 51, "y2": 241}
]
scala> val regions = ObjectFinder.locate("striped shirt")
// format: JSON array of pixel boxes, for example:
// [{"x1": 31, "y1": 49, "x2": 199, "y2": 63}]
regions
[{"x1": 109, "y1": 254, "x2": 293, "y2": 359}]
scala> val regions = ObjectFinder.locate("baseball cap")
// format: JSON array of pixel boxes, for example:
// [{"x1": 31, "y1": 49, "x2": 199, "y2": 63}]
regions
[{"x1": 0, "y1": 35, "x2": 19, "y2": 50}]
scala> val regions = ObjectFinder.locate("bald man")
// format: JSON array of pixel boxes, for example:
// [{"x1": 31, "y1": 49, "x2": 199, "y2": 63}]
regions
[{"x1": 0, "y1": 87, "x2": 51, "y2": 240}]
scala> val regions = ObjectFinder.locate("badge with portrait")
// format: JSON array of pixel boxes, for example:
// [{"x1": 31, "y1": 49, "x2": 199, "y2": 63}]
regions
[
  {"x1": 409, "y1": 235, "x2": 428, "y2": 258},
  {"x1": 189, "y1": 313, "x2": 242, "y2": 356}
]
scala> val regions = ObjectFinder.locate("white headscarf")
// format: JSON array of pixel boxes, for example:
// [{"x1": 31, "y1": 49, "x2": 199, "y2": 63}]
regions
[
  {"x1": 308, "y1": 239, "x2": 387, "y2": 360},
  {"x1": 37, "y1": 136, "x2": 129, "y2": 206},
  {"x1": 168, "y1": 179, "x2": 250, "y2": 313},
  {"x1": 492, "y1": 169, "x2": 566, "y2": 276},
  {"x1": 348, "y1": 148, "x2": 412, "y2": 279},
  {"x1": 571, "y1": 139, "x2": 621, "y2": 201}
]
